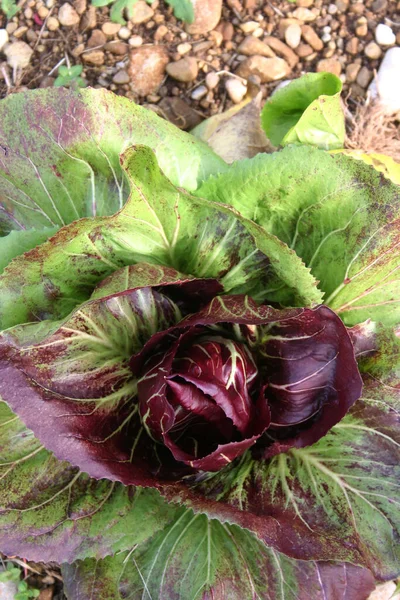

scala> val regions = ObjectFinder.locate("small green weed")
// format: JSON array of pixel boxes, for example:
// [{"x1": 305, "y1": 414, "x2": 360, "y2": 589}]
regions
[
  {"x1": 0, "y1": 563, "x2": 40, "y2": 600},
  {"x1": 54, "y1": 65, "x2": 87, "y2": 89}
]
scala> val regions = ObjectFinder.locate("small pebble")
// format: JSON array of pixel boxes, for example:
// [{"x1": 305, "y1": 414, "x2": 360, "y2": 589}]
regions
[
  {"x1": 240, "y1": 21, "x2": 259, "y2": 34},
  {"x1": 166, "y1": 56, "x2": 198, "y2": 82},
  {"x1": 37, "y1": 5, "x2": 48, "y2": 18},
  {"x1": 285, "y1": 23, "x2": 301, "y2": 49},
  {"x1": 365, "y1": 41, "x2": 382, "y2": 60},
  {"x1": 47, "y1": 16, "x2": 60, "y2": 31},
  {"x1": 328, "y1": 3, "x2": 338, "y2": 14},
  {"x1": 118, "y1": 26, "x2": 131, "y2": 40},
  {"x1": 130, "y1": 1, "x2": 154, "y2": 24},
  {"x1": 113, "y1": 69, "x2": 130, "y2": 84},
  {"x1": 13, "y1": 26, "x2": 28, "y2": 38},
  {"x1": 225, "y1": 77, "x2": 247, "y2": 103},
  {"x1": 129, "y1": 35, "x2": 143, "y2": 47},
  {"x1": 102, "y1": 22, "x2": 121, "y2": 36},
  {"x1": 154, "y1": 25, "x2": 168, "y2": 41},
  {"x1": 58, "y1": 3, "x2": 80, "y2": 26},
  {"x1": 177, "y1": 42, "x2": 191, "y2": 55},
  {"x1": 292, "y1": 7, "x2": 316, "y2": 21},
  {"x1": 0, "y1": 29, "x2": 9, "y2": 52},
  {"x1": 205, "y1": 71, "x2": 219, "y2": 89},
  {"x1": 191, "y1": 85, "x2": 208, "y2": 100},
  {"x1": 375, "y1": 24, "x2": 396, "y2": 46},
  {"x1": 6, "y1": 22, "x2": 18, "y2": 35}
]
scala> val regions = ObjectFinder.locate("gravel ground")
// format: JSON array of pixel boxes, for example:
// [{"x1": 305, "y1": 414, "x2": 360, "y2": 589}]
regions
[{"x1": 0, "y1": 0, "x2": 399, "y2": 129}]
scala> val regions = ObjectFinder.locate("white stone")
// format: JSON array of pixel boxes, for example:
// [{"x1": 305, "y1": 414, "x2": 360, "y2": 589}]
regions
[
  {"x1": 369, "y1": 47, "x2": 400, "y2": 112},
  {"x1": 205, "y1": 71, "x2": 219, "y2": 89},
  {"x1": 177, "y1": 42, "x2": 191, "y2": 55},
  {"x1": 285, "y1": 24, "x2": 301, "y2": 49},
  {"x1": 0, "y1": 579, "x2": 18, "y2": 600},
  {"x1": 129, "y1": 35, "x2": 143, "y2": 47},
  {"x1": 225, "y1": 78, "x2": 247, "y2": 103},
  {"x1": 191, "y1": 85, "x2": 208, "y2": 100},
  {"x1": 58, "y1": 3, "x2": 80, "y2": 26},
  {"x1": 240, "y1": 21, "x2": 259, "y2": 34},
  {"x1": 118, "y1": 26, "x2": 131, "y2": 40},
  {"x1": 368, "y1": 581, "x2": 400, "y2": 600},
  {"x1": 0, "y1": 29, "x2": 9, "y2": 52},
  {"x1": 4, "y1": 41, "x2": 33, "y2": 69},
  {"x1": 375, "y1": 24, "x2": 396, "y2": 47}
]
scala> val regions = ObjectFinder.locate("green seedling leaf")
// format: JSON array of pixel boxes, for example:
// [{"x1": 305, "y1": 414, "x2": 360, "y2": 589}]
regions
[
  {"x1": 261, "y1": 72, "x2": 345, "y2": 149},
  {"x1": 0, "y1": 0, "x2": 19, "y2": 17},
  {"x1": 165, "y1": 0, "x2": 194, "y2": 23}
]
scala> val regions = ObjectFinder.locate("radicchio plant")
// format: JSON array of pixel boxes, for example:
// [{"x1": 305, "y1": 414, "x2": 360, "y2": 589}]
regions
[{"x1": 0, "y1": 85, "x2": 398, "y2": 600}]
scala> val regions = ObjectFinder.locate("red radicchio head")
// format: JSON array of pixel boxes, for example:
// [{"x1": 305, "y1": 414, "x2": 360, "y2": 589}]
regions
[{"x1": 133, "y1": 296, "x2": 363, "y2": 472}]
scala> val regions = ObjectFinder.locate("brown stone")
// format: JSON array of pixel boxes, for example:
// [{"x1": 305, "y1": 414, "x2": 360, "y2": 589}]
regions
[
  {"x1": 105, "y1": 41, "x2": 129, "y2": 54},
  {"x1": 166, "y1": 56, "x2": 198, "y2": 82},
  {"x1": 356, "y1": 66, "x2": 372, "y2": 87},
  {"x1": 345, "y1": 62, "x2": 361, "y2": 82},
  {"x1": 216, "y1": 21, "x2": 234, "y2": 41},
  {"x1": 238, "y1": 36, "x2": 276, "y2": 58},
  {"x1": 58, "y1": 3, "x2": 80, "y2": 26},
  {"x1": 263, "y1": 36, "x2": 299, "y2": 68},
  {"x1": 87, "y1": 29, "x2": 106, "y2": 48},
  {"x1": 73, "y1": 0, "x2": 86, "y2": 15},
  {"x1": 296, "y1": 43, "x2": 314, "y2": 57},
  {"x1": 236, "y1": 55, "x2": 291, "y2": 83},
  {"x1": 128, "y1": 45, "x2": 169, "y2": 96},
  {"x1": 316, "y1": 57, "x2": 342, "y2": 76},
  {"x1": 301, "y1": 25, "x2": 323, "y2": 51},
  {"x1": 130, "y1": 1, "x2": 154, "y2": 24},
  {"x1": 186, "y1": 0, "x2": 222, "y2": 35},
  {"x1": 346, "y1": 37, "x2": 359, "y2": 55},
  {"x1": 82, "y1": 50, "x2": 105, "y2": 65},
  {"x1": 79, "y1": 5, "x2": 96, "y2": 30}
]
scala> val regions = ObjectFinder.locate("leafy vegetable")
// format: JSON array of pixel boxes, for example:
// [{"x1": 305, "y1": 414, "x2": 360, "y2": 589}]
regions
[
  {"x1": 261, "y1": 72, "x2": 345, "y2": 149},
  {"x1": 0, "y1": 85, "x2": 399, "y2": 600}
]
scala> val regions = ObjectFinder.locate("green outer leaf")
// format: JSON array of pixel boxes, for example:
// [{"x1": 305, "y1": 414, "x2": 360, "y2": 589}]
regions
[
  {"x1": 0, "y1": 228, "x2": 58, "y2": 274},
  {"x1": 165, "y1": 0, "x2": 195, "y2": 23},
  {"x1": 188, "y1": 377, "x2": 400, "y2": 580},
  {"x1": 0, "y1": 88, "x2": 226, "y2": 234},
  {"x1": 62, "y1": 516, "x2": 375, "y2": 600},
  {"x1": 261, "y1": 72, "x2": 344, "y2": 149},
  {"x1": 0, "y1": 399, "x2": 176, "y2": 563},
  {"x1": 0, "y1": 145, "x2": 321, "y2": 329},
  {"x1": 196, "y1": 146, "x2": 400, "y2": 329},
  {"x1": 332, "y1": 149, "x2": 400, "y2": 185}
]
